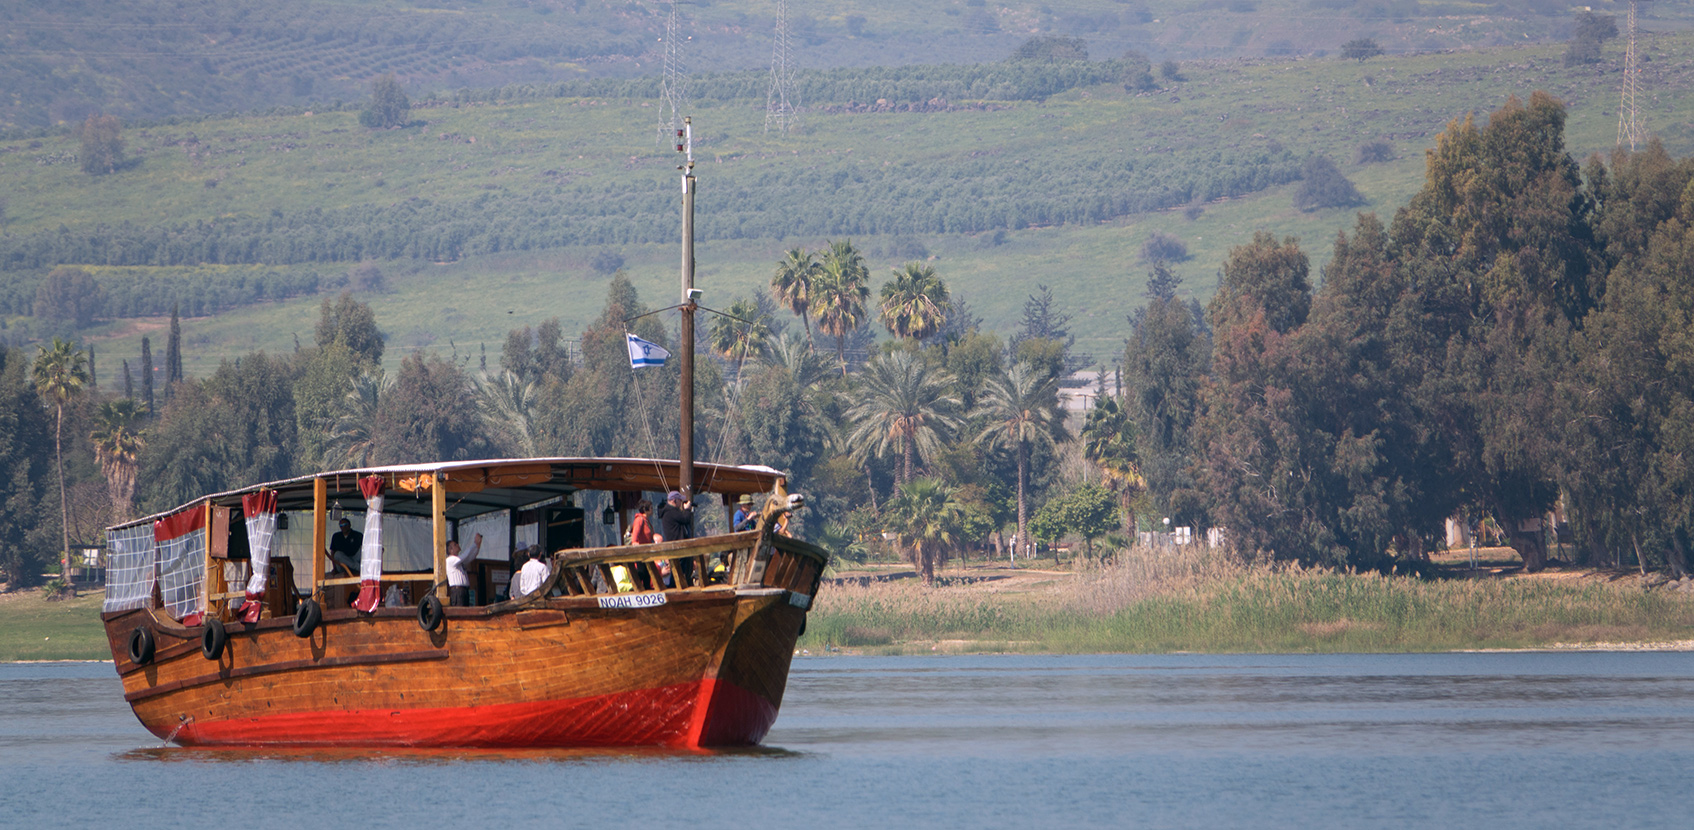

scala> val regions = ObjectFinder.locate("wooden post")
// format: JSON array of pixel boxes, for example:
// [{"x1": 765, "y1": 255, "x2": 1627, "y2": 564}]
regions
[
  {"x1": 312, "y1": 477, "x2": 327, "y2": 600},
  {"x1": 202, "y1": 501, "x2": 215, "y2": 620},
  {"x1": 433, "y1": 476, "x2": 449, "y2": 601}
]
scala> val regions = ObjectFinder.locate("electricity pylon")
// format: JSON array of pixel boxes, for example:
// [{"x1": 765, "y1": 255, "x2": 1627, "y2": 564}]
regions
[
  {"x1": 764, "y1": 0, "x2": 800, "y2": 135},
  {"x1": 658, "y1": 2, "x2": 689, "y2": 146},
  {"x1": 1617, "y1": 0, "x2": 1645, "y2": 151}
]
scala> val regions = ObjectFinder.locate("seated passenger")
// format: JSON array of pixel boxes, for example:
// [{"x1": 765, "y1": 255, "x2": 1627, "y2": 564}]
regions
[
  {"x1": 328, "y1": 518, "x2": 361, "y2": 576},
  {"x1": 515, "y1": 544, "x2": 550, "y2": 597}
]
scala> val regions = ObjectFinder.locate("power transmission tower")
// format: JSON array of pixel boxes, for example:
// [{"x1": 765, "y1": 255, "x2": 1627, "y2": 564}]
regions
[
  {"x1": 764, "y1": 0, "x2": 800, "y2": 134},
  {"x1": 658, "y1": 2, "x2": 689, "y2": 146},
  {"x1": 1617, "y1": 0, "x2": 1645, "y2": 151}
]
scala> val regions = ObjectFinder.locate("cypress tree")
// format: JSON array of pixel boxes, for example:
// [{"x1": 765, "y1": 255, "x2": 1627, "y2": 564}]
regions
[
  {"x1": 140, "y1": 337, "x2": 154, "y2": 412},
  {"x1": 87, "y1": 345, "x2": 97, "y2": 389},
  {"x1": 165, "y1": 304, "x2": 183, "y2": 392},
  {"x1": 122, "y1": 359, "x2": 134, "y2": 400}
]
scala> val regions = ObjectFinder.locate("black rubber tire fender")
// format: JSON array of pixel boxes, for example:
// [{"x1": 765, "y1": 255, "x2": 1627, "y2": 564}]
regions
[
  {"x1": 292, "y1": 598, "x2": 322, "y2": 638},
  {"x1": 417, "y1": 594, "x2": 444, "y2": 632},
  {"x1": 200, "y1": 618, "x2": 227, "y2": 660},
  {"x1": 127, "y1": 626, "x2": 155, "y2": 665}
]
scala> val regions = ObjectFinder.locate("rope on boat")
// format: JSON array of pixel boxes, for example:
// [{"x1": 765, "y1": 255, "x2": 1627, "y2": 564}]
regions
[{"x1": 623, "y1": 325, "x2": 672, "y2": 492}]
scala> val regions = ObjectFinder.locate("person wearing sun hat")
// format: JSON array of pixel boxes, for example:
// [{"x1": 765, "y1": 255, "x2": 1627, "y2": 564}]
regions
[{"x1": 732, "y1": 493, "x2": 758, "y2": 532}]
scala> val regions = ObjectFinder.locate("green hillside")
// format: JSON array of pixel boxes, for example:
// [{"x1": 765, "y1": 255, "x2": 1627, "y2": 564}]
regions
[
  {"x1": 4, "y1": 31, "x2": 1693, "y2": 376},
  {"x1": 6, "y1": 0, "x2": 1692, "y2": 131}
]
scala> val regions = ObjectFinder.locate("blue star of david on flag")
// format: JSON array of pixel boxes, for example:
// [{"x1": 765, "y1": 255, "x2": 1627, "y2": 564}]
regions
[{"x1": 626, "y1": 333, "x2": 671, "y2": 368}]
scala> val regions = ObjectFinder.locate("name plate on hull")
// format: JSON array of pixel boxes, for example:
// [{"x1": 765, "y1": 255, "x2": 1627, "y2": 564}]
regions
[{"x1": 597, "y1": 593, "x2": 668, "y2": 610}]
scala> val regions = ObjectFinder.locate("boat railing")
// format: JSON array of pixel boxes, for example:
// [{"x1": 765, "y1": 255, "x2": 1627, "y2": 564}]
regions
[{"x1": 539, "y1": 529, "x2": 827, "y2": 600}]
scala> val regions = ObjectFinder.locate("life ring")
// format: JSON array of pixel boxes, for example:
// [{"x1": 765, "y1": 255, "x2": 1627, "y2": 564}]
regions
[
  {"x1": 416, "y1": 594, "x2": 444, "y2": 632},
  {"x1": 292, "y1": 598, "x2": 322, "y2": 638},
  {"x1": 127, "y1": 626, "x2": 155, "y2": 665},
  {"x1": 201, "y1": 618, "x2": 227, "y2": 660}
]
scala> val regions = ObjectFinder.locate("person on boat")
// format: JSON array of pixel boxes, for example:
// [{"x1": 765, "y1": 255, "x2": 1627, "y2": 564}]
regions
[
  {"x1": 445, "y1": 533, "x2": 483, "y2": 606},
  {"x1": 514, "y1": 544, "x2": 550, "y2": 597},
  {"x1": 628, "y1": 499, "x2": 657, "y2": 546},
  {"x1": 657, "y1": 490, "x2": 694, "y2": 542},
  {"x1": 328, "y1": 518, "x2": 362, "y2": 576},
  {"x1": 732, "y1": 494, "x2": 758, "y2": 532}
]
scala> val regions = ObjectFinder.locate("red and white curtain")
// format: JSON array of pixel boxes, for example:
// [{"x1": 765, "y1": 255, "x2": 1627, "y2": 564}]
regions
[
  {"x1": 352, "y1": 475, "x2": 385, "y2": 612},
  {"x1": 239, "y1": 490, "x2": 278, "y2": 624},
  {"x1": 154, "y1": 506, "x2": 207, "y2": 626}
]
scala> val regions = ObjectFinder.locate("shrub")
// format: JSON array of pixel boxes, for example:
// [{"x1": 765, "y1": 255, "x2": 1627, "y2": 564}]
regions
[
  {"x1": 1293, "y1": 156, "x2": 1366, "y2": 212},
  {"x1": 359, "y1": 73, "x2": 410, "y2": 128},
  {"x1": 1340, "y1": 38, "x2": 1383, "y2": 61},
  {"x1": 79, "y1": 114, "x2": 124, "y2": 175},
  {"x1": 1355, "y1": 140, "x2": 1393, "y2": 164},
  {"x1": 1141, "y1": 230, "x2": 1190, "y2": 263},
  {"x1": 591, "y1": 250, "x2": 625, "y2": 275},
  {"x1": 1160, "y1": 60, "x2": 1184, "y2": 82}
]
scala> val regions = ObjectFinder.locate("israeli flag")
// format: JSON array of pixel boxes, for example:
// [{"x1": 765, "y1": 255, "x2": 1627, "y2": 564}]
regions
[{"x1": 626, "y1": 333, "x2": 670, "y2": 368}]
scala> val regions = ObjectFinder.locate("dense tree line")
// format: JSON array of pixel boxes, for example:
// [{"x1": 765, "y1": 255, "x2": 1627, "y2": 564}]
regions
[{"x1": 1125, "y1": 94, "x2": 1694, "y2": 575}]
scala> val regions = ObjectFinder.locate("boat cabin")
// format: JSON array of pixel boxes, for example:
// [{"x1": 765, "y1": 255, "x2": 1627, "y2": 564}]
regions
[{"x1": 102, "y1": 457, "x2": 799, "y2": 623}]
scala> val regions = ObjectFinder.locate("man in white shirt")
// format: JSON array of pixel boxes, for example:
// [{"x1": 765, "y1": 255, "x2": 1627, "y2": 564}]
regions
[
  {"x1": 514, "y1": 544, "x2": 550, "y2": 598},
  {"x1": 445, "y1": 533, "x2": 482, "y2": 606}
]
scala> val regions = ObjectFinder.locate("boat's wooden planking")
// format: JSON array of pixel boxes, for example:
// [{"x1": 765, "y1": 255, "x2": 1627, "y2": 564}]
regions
[{"x1": 102, "y1": 588, "x2": 802, "y2": 747}]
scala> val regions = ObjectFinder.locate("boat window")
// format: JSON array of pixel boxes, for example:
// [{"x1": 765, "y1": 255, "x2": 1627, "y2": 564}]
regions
[{"x1": 103, "y1": 524, "x2": 157, "y2": 613}]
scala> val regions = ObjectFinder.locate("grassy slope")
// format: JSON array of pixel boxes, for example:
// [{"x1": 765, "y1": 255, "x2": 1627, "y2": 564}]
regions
[
  {"x1": 6, "y1": 34, "x2": 1694, "y2": 377},
  {"x1": 10, "y1": 0, "x2": 1681, "y2": 130},
  {"x1": 0, "y1": 590, "x2": 111, "y2": 661}
]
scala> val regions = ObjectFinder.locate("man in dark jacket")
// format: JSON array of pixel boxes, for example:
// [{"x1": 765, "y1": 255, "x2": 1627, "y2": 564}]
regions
[{"x1": 656, "y1": 490, "x2": 694, "y2": 542}]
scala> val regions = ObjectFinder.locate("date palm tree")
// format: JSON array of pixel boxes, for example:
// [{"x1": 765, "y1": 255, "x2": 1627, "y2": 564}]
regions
[
  {"x1": 878, "y1": 262, "x2": 951, "y2": 341},
  {"x1": 843, "y1": 351, "x2": 960, "y2": 484},
  {"x1": 91, "y1": 398, "x2": 146, "y2": 520},
  {"x1": 323, "y1": 369, "x2": 389, "y2": 468},
  {"x1": 884, "y1": 477, "x2": 968, "y2": 584},
  {"x1": 707, "y1": 296, "x2": 773, "y2": 386},
  {"x1": 1081, "y1": 393, "x2": 1145, "y2": 513},
  {"x1": 32, "y1": 338, "x2": 90, "y2": 591},
  {"x1": 973, "y1": 364, "x2": 1068, "y2": 559},
  {"x1": 771, "y1": 247, "x2": 820, "y2": 352},
  {"x1": 812, "y1": 240, "x2": 870, "y2": 376},
  {"x1": 476, "y1": 370, "x2": 539, "y2": 457}
]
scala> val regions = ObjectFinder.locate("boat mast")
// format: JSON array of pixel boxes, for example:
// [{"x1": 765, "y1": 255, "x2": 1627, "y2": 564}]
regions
[{"x1": 677, "y1": 116, "x2": 696, "y2": 500}]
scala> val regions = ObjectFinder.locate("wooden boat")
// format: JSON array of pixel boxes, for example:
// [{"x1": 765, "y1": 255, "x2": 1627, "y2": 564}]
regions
[
  {"x1": 99, "y1": 458, "x2": 826, "y2": 748},
  {"x1": 98, "y1": 119, "x2": 828, "y2": 748}
]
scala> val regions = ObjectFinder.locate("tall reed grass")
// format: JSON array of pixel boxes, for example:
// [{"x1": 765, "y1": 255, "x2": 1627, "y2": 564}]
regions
[{"x1": 802, "y1": 547, "x2": 1694, "y2": 653}]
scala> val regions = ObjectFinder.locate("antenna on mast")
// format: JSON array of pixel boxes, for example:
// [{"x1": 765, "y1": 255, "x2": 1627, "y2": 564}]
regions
[
  {"x1": 764, "y1": 0, "x2": 800, "y2": 134},
  {"x1": 658, "y1": 2, "x2": 690, "y2": 147},
  {"x1": 1617, "y1": 0, "x2": 1646, "y2": 151}
]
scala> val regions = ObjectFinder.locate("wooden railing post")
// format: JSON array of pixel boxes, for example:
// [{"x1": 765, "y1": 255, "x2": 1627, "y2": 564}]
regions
[
  {"x1": 312, "y1": 477, "x2": 327, "y2": 601},
  {"x1": 433, "y1": 476, "x2": 449, "y2": 601}
]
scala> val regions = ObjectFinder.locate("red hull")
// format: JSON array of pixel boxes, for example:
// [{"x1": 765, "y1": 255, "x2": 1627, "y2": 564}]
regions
[{"x1": 170, "y1": 677, "x2": 777, "y2": 749}]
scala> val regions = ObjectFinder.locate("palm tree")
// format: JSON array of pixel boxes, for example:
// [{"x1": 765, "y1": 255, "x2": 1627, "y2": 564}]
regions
[
  {"x1": 884, "y1": 477, "x2": 967, "y2": 584},
  {"x1": 1081, "y1": 393, "x2": 1146, "y2": 513},
  {"x1": 32, "y1": 338, "x2": 90, "y2": 591},
  {"x1": 812, "y1": 240, "x2": 870, "y2": 376},
  {"x1": 323, "y1": 369, "x2": 389, "y2": 468},
  {"x1": 91, "y1": 398, "x2": 146, "y2": 520},
  {"x1": 476, "y1": 370, "x2": 539, "y2": 457},
  {"x1": 878, "y1": 262, "x2": 951, "y2": 341},
  {"x1": 973, "y1": 364, "x2": 1069, "y2": 559},
  {"x1": 707, "y1": 296, "x2": 774, "y2": 386},
  {"x1": 762, "y1": 331, "x2": 832, "y2": 391},
  {"x1": 843, "y1": 351, "x2": 961, "y2": 484},
  {"x1": 771, "y1": 247, "x2": 820, "y2": 352}
]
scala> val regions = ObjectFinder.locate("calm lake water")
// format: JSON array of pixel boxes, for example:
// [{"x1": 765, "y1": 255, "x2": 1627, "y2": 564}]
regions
[{"x1": 3, "y1": 653, "x2": 1692, "y2": 828}]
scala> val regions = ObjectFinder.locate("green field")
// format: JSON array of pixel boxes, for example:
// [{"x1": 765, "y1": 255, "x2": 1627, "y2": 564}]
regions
[
  {"x1": 0, "y1": 590, "x2": 111, "y2": 662},
  {"x1": 6, "y1": 32, "x2": 1694, "y2": 378}
]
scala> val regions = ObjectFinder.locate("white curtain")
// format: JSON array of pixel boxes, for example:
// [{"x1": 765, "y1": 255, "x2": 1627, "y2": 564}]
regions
[
  {"x1": 353, "y1": 476, "x2": 385, "y2": 612},
  {"x1": 240, "y1": 490, "x2": 278, "y2": 623}
]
